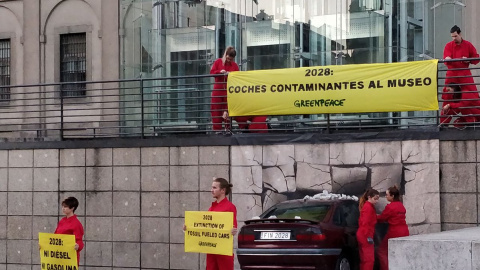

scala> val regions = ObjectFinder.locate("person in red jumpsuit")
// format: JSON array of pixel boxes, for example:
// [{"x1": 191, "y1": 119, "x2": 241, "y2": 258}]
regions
[
  {"x1": 377, "y1": 185, "x2": 409, "y2": 270},
  {"x1": 234, "y1": 116, "x2": 268, "y2": 133},
  {"x1": 443, "y1": 25, "x2": 479, "y2": 100},
  {"x1": 206, "y1": 177, "x2": 238, "y2": 270},
  {"x1": 210, "y1": 47, "x2": 239, "y2": 132},
  {"x1": 357, "y1": 188, "x2": 380, "y2": 270},
  {"x1": 54, "y1": 197, "x2": 84, "y2": 266},
  {"x1": 441, "y1": 82, "x2": 480, "y2": 128}
]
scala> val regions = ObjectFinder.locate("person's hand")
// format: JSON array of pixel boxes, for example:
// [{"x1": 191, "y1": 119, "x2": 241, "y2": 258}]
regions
[
  {"x1": 220, "y1": 69, "x2": 227, "y2": 74},
  {"x1": 442, "y1": 104, "x2": 450, "y2": 113},
  {"x1": 222, "y1": 111, "x2": 229, "y2": 120},
  {"x1": 462, "y1": 56, "x2": 470, "y2": 64},
  {"x1": 367, "y1": 237, "x2": 374, "y2": 244},
  {"x1": 74, "y1": 243, "x2": 79, "y2": 251},
  {"x1": 445, "y1": 56, "x2": 452, "y2": 60},
  {"x1": 183, "y1": 224, "x2": 187, "y2": 232},
  {"x1": 231, "y1": 228, "x2": 238, "y2": 235}
]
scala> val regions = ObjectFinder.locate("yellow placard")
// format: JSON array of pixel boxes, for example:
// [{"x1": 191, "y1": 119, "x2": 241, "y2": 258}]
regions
[
  {"x1": 227, "y1": 60, "x2": 439, "y2": 116},
  {"x1": 39, "y1": 233, "x2": 78, "y2": 270},
  {"x1": 184, "y1": 211, "x2": 234, "y2": 256}
]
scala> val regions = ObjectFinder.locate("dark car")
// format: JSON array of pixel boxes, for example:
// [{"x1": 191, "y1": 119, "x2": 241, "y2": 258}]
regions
[{"x1": 237, "y1": 198, "x2": 360, "y2": 270}]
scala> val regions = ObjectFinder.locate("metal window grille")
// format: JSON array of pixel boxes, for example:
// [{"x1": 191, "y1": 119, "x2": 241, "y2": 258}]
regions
[
  {"x1": 60, "y1": 33, "x2": 86, "y2": 97},
  {"x1": 0, "y1": 39, "x2": 11, "y2": 101}
]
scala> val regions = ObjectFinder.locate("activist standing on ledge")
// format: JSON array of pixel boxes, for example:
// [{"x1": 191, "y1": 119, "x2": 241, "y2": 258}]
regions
[
  {"x1": 55, "y1": 197, "x2": 84, "y2": 266},
  {"x1": 443, "y1": 25, "x2": 479, "y2": 97},
  {"x1": 210, "y1": 46, "x2": 239, "y2": 133},
  {"x1": 377, "y1": 185, "x2": 409, "y2": 270}
]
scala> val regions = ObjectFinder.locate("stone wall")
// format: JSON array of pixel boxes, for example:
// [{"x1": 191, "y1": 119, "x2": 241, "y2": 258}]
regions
[
  {"x1": 0, "y1": 139, "x2": 449, "y2": 269},
  {"x1": 440, "y1": 141, "x2": 479, "y2": 231}
]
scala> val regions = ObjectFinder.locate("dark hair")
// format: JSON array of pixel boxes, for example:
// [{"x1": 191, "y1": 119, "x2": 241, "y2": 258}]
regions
[
  {"x1": 447, "y1": 82, "x2": 462, "y2": 100},
  {"x1": 387, "y1": 185, "x2": 401, "y2": 201},
  {"x1": 225, "y1": 46, "x2": 236, "y2": 58},
  {"x1": 359, "y1": 188, "x2": 379, "y2": 210},
  {"x1": 450, "y1": 25, "x2": 461, "y2": 34},
  {"x1": 62, "y1": 197, "x2": 79, "y2": 212},
  {"x1": 214, "y1": 178, "x2": 233, "y2": 195}
]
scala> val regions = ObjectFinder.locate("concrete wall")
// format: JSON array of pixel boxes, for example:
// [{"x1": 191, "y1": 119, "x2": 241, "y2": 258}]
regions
[
  {"x1": 440, "y1": 141, "x2": 480, "y2": 231},
  {"x1": 0, "y1": 139, "x2": 448, "y2": 269},
  {"x1": 389, "y1": 227, "x2": 480, "y2": 270}
]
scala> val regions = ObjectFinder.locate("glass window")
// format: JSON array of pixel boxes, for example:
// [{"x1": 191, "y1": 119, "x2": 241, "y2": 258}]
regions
[
  {"x1": 60, "y1": 33, "x2": 87, "y2": 97},
  {"x1": 0, "y1": 39, "x2": 11, "y2": 101},
  {"x1": 262, "y1": 204, "x2": 331, "y2": 222}
]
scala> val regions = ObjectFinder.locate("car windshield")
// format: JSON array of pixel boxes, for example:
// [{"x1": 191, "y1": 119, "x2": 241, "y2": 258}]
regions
[{"x1": 262, "y1": 204, "x2": 330, "y2": 222}]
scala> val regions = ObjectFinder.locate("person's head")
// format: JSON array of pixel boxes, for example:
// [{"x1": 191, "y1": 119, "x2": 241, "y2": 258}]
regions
[
  {"x1": 450, "y1": 25, "x2": 463, "y2": 44},
  {"x1": 359, "y1": 188, "x2": 380, "y2": 210},
  {"x1": 446, "y1": 82, "x2": 462, "y2": 100},
  {"x1": 61, "y1": 197, "x2": 79, "y2": 216},
  {"x1": 386, "y1": 185, "x2": 401, "y2": 202},
  {"x1": 222, "y1": 46, "x2": 236, "y2": 64},
  {"x1": 211, "y1": 177, "x2": 233, "y2": 200}
]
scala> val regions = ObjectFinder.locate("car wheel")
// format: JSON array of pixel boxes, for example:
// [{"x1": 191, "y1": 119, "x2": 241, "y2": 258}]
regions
[{"x1": 335, "y1": 253, "x2": 352, "y2": 270}]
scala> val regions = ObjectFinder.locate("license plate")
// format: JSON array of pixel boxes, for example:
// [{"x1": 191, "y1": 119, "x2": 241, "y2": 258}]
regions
[{"x1": 260, "y1": 232, "x2": 291, "y2": 240}]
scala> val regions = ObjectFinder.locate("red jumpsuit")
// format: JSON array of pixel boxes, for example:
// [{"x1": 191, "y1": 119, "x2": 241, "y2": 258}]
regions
[
  {"x1": 377, "y1": 201, "x2": 409, "y2": 270},
  {"x1": 55, "y1": 214, "x2": 84, "y2": 265},
  {"x1": 357, "y1": 201, "x2": 377, "y2": 270},
  {"x1": 206, "y1": 198, "x2": 237, "y2": 270},
  {"x1": 443, "y1": 40, "x2": 479, "y2": 98},
  {"x1": 210, "y1": 58, "x2": 239, "y2": 131},
  {"x1": 234, "y1": 116, "x2": 268, "y2": 133},
  {"x1": 441, "y1": 89, "x2": 480, "y2": 125}
]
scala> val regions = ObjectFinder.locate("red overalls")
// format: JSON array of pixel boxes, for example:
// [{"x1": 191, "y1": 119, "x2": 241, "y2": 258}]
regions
[
  {"x1": 234, "y1": 116, "x2": 268, "y2": 133},
  {"x1": 206, "y1": 198, "x2": 237, "y2": 270},
  {"x1": 357, "y1": 201, "x2": 377, "y2": 270},
  {"x1": 441, "y1": 89, "x2": 480, "y2": 125},
  {"x1": 377, "y1": 201, "x2": 409, "y2": 270},
  {"x1": 210, "y1": 58, "x2": 239, "y2": 131},
  {"x1": 55, "y1": 214, "x2": 84, "y2": 266},
  {"x1": 443, "y1": 40, "x2": 480, "y2": 98}
]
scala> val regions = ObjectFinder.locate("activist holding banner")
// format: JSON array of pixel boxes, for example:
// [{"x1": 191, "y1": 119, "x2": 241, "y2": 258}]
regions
[
  {"x1": 210, "y1": 47, "x2": 239, "y2": 132},
  {"x1": 443, "y1": 25, "x2": 479, "y2": 99},
  {"x1": 184, "y1": 177, "x2": 238, "y2": 270},
  {"x1": 54, "y1": 197, "x2": 84, "y2": 266}
]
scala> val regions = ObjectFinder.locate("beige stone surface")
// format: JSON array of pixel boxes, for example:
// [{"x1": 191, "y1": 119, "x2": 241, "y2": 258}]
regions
[
  {"x1": 365, "y1": 141, "x2": 401, "y2": 164},
  {"x1": 232, "y1": 194, "x2": 263, "y2": 221},
  {"x1": 331, "y1": 166, "x2": 368, "y2": 195},
  {"x1": 263, "y1": 145, "x2": 295, "y2": 166},
  {"x1": 170, "y1": 147, "x2": 199, "y2": 165},
  {"x1": 370, "y1": 164, "x2": 402, "y2": 192},
  {"x1": 330, "y1": 142, "x2": 365, "y2": 165},
  {"x1": 294, "y1": 144, "x2": 329, "y2": 165},
  {"x1": 441, "y1": 141, "x2": 476, "y2": 163},
  {"x1": 231, "y1": 166, "x2": 262, "y2": 194},
  {"x1": 296, "y1": 162, "x2": 331, "y2": 192},
  {"x1": 441, "y1": 163, "x2": 476, "y2": 192},
  {"x1": 402, "y1": 140, "x2": 439, "y2": 163},
  {"x1": 263, "y1": 166, "x2": 296, "y2": 193},
  {"x1": 231, "y1": 145, "x2": 262, "y2": 166}
]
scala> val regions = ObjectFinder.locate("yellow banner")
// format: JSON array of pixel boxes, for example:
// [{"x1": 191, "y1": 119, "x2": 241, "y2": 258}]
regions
[
  {"x1": 184, "y1": 211, "x2": 234, "y2": 256},
  {"x1": 39, "y1": 233, "x2": 78, "y2": 270},
  {"x1": 227, "y1": 60, "x2": 439, "y2": 116}
]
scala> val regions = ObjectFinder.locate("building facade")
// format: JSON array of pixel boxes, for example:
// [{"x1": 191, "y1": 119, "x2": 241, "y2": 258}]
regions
[{"x1": 0, "y1": 0, "x2": 119, "y2": 138}]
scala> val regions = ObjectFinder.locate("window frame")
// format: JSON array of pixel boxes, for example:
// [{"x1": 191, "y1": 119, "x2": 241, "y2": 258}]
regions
[
  {"x1": 0, "y1": 38, "x2": 11, "y2": 102},
  {"x1": 53, "y1": 25, "x2": 92, "y2": 101},
  {"x1": 59, "y1": 33, "x2": 87, "y2": 98}
]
